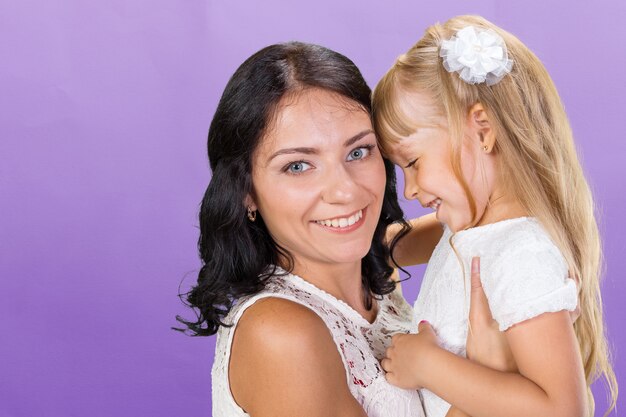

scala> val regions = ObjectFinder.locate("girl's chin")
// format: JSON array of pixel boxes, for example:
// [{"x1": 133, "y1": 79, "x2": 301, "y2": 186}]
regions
[{"x1": 440, "y1": 215, "x2": 470, "y2": 233}]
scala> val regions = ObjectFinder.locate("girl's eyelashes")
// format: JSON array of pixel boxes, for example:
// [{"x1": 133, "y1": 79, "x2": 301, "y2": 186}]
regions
[
  {"x1": 347, "y1": 144, "x2": 376, "y2": 161},
  {"x1": 283, "y1": 161, "x2": 313, "y2": 175},
  {"x1": 405, "y1": 158, "x2": 419, "y2": 169}
]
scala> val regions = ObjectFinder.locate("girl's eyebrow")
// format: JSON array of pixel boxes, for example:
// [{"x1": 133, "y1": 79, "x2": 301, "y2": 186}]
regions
[{"x1": 267, "y1": 129, "x2": 374, "y2": 163}]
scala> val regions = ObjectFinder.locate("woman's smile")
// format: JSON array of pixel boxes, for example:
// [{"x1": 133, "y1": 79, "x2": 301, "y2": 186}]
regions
[{"x1": 313, "y1": 207, "x2": 366, "y2": 233}]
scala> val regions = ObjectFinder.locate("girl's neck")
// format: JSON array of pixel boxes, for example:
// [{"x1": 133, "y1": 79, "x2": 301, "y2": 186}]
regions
[{"x1": 476, "y1": 188, "x2": 528, "y2": 227}]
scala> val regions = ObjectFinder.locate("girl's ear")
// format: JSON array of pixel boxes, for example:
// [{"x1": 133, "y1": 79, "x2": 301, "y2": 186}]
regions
[{"x1": 468, "y1": 103, "x2": 496, "y2": 153}]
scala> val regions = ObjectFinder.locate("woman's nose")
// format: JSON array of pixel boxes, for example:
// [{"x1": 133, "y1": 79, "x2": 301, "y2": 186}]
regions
[{"x1": 321, "y1": 165, "x2": 358, "y2": 204}]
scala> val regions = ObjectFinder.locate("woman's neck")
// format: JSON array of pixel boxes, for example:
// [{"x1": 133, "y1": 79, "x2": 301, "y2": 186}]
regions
[{"x1": 287, "y1": 258, "x2": 376, "y2": 321}]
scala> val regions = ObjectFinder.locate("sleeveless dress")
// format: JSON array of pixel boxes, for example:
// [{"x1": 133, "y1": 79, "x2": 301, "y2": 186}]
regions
[
  {"x1": 413, "y1": 217, "x2": 578, "y2": 417},
  {"x1": 212, "y1": 267, "x2": 425, "y2": 417}
]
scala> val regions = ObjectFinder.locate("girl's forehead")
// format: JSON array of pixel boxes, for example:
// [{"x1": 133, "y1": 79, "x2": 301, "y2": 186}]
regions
[
  {"x1": 383, "y1": 134, "x2": 424, "y2": 163},
  {"x1": 394, "y1": 89, "x2": 441, "y2": 119},
  {"x1": 380, "y1": 90, "x2": 446, "y2": 139}
]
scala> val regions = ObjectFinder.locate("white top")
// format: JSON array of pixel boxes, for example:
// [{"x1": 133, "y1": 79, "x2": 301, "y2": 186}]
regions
[
  {"x1": 212, "y1": 267, "x2": 426, "y2": 417},
  {"x1": 413, "y1": 217, "x2": 578, "y2": 417}
]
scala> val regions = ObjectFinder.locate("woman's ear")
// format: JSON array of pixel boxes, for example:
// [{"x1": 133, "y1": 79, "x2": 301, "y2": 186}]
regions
[
  {"x1": 468, "y1": 103, "x2": 496, "y2": 153},
  {"x1": 243, "y1": 194, "x2": 257, "y2": 211},
  {"x1": 244, "y1": 194, "x2": 257, "y2": 212}
]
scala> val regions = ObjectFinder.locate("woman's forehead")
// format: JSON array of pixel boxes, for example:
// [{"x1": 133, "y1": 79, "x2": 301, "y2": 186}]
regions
[{"x1": 257, "y1": 89, "x2": 371, "y2": 154}]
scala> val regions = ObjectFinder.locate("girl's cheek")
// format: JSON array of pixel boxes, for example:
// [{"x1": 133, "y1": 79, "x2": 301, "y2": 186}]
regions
[{"x1": 460, "y1": 156, "x2": 477, "y2": 184}]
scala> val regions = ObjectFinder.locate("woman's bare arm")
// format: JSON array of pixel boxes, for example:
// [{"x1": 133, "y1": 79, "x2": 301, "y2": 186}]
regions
[
  {"x1": 387, "y1": 213, "x2": 443, "y2": 267},
  {"x1": 230, "y1": 297, "x2": 368, "y2": 417}
]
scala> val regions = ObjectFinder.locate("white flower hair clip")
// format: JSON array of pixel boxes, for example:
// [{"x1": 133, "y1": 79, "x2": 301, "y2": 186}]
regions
[{"x1": 439, "y1": 25, "x2": 513, "y2": 86}]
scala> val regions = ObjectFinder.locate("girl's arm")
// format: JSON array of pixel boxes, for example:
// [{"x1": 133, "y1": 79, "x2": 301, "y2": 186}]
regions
[
  {"x1": 382, "y1": 260, "x2": 587, "y2": 417},
  {"x1": 230, "y1": 298, "x2": 368, "y2": 417},
  {"x1": 411, "y1": 312, "x2": 586, "y2": 417},
  {"x1": 387, "y1": 213, "x2": 443, "y2": 266}
]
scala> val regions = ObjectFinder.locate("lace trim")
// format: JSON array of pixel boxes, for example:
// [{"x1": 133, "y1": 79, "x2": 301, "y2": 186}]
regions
[
  {"x1": 363, "y1": 377, "x2": 425, "y2": 416},
  {"x1": 275, "y1": 266, "x2": 387, "y2": 328}
]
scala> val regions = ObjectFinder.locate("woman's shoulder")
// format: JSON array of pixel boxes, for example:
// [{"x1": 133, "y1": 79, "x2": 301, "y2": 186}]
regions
[
  {"x1": 235, "y1": 296, "x2": 332, "y2": 349},
  {"x1": 229, "y1": 297, "x2": 358, "y2": 414},
  {"x1": 223, "y1": 272, "x2": 341, "y2": 370}
]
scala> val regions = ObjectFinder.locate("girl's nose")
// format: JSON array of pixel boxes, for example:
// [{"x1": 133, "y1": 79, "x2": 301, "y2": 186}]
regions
[{"x1": 404, "y1": 174, "x2": 420, "y2": 200}]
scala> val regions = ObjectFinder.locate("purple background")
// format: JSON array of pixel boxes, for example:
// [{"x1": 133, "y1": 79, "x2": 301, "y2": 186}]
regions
[{"x1": 1, "y1": 1, "x2": 623, "y2": 416}]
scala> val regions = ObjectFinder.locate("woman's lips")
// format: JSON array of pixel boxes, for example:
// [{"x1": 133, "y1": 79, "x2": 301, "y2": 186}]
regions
[{"x1": 313, "y1": 208, "x2": 367, "y2": 233}]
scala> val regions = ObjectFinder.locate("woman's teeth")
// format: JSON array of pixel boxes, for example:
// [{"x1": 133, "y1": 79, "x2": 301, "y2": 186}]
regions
[
  {"x1": 315, "y1": 209, "x2": 363, "y2": 228},
  {"x1": 429, "y1": 198, "x2": 442, "y2": 211}
]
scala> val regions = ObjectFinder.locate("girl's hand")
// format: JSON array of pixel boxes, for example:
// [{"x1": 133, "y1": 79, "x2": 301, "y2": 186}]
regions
[
  {"x1": 466, "y1": 257, "x2": 517, "y2": 372},
  {"x1": 381, "y1": 321, "x2": 440, "y2": 390}
]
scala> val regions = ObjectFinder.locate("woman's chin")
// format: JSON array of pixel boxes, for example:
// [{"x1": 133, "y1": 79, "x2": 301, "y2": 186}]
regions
[{"x1": 325, "y1": 245, "x2": 372, "y2": 265}]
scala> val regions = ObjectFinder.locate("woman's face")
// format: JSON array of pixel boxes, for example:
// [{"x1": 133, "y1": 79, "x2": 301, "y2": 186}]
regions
[{"x1": 249, "y1": 88, "x2": 386, "y2": 269}]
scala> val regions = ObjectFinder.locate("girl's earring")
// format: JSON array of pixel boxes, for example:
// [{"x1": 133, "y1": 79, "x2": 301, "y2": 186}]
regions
[
  {"x1": 247, "y1": 207, "x2": 257, "y2": 222},
  {"x1": 479, "y1": 133, "x2": 490, "y2": 153}
]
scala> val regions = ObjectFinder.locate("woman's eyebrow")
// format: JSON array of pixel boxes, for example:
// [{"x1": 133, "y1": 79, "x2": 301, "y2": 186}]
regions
[
  {"x1": 344, "y1": 129, "x2": 374, "y2": 147},
  {"x1": 267, "y1": 147, "x2": 317, "y2": 163},
  {"x1": 267, "y1": 129, "x2": 375, "y2": 163}
]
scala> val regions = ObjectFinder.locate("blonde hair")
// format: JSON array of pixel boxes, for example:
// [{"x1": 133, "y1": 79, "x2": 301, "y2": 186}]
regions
[{"x1": 372, "y1": 15, "x2": 617, "y2": 416}]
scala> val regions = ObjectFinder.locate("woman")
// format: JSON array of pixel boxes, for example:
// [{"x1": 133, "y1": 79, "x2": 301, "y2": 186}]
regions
[{"x1": 176, "y1": 41, "x2": 504, "y2": 417}]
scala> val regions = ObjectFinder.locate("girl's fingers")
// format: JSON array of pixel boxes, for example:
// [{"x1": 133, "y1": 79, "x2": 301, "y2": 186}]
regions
[
  {"x1": 381, "y1": 358, "x2": 391, "y2": 372},
  {"x1": 469, "y1": 256, "x2": 493, "y2": 324},
  {"x1": 470, "y1": 257, "x2": 481, "y2": 289},
  {"x1": 384, "y1": 370, "x2": 395, "y2": 384},
  {"x1": 417, "y1": 320, "x2": 434, "y2": 334}
]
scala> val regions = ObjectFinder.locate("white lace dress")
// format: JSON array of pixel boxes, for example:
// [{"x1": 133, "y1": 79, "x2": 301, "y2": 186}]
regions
[
  {"x1": 212, "y1": 267, "x2": 425, "y2": 417},
  {"x1": 413, "y1": 217, "x2": 578, "y2": 417}
]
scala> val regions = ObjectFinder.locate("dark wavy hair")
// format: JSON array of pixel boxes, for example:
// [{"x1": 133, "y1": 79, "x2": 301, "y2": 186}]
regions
[{"x1": 176, "y1": 42, "x2": 410, "y2": 336}]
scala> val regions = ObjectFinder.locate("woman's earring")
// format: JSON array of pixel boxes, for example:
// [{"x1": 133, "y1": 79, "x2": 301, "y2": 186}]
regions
[
  {"x1": 482, "y1": 145, "x2": 489, "y2": 152},
  {"x1": 247, "y1": 206, "x2": 257, "y2": 222}
]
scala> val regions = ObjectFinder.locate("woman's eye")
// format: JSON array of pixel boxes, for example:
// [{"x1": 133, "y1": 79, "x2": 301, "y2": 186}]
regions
[
  {"x1": 286, "y1": 161, "x2": 312, "y2": 174},
  {"x1": 347, "y1": 146, "x2": 373, "y2": 161}
]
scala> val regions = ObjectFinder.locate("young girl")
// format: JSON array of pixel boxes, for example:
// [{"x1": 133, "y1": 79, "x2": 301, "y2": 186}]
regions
[{"x1": 372, "y1": 15, "x2": 617, "y2": 417}]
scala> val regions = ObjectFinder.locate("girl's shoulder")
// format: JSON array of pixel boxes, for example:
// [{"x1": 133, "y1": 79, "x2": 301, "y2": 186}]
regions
[
  {"x1": 453, "y1": 217, "x2": 561, "y2": 261},
  {"x1": 488, "y1": 217, "x2": 563, "y2": 264},
  {"x1": 473, "y1": 218, "x2": 577, "y2": 331}
]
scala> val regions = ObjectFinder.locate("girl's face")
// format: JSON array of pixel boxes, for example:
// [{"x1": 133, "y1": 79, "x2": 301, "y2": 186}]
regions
[
  {"x1": 384, "y1": 91, "x2": 496, "y2": 232},
  {"x1": 249, "y1": 88, "x2": 386, "y2": 270}
]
